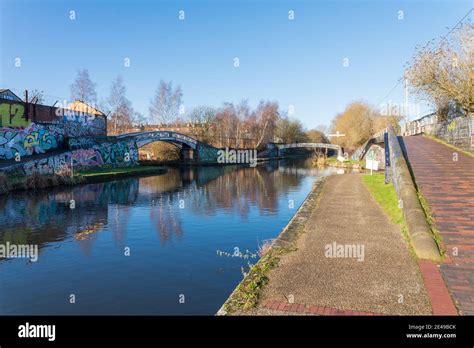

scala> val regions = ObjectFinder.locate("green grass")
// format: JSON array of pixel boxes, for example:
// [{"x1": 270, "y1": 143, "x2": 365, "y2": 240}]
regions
[
  {"x1": 362, "y1": 173, "x2": 403, "y2": 225},
  {"x1": 326, "y1": 157, "x2": 364, "y2": 166},
  {"x1": 362, "y1": 173, "x2": 416, "y2": 257},
  {"x1": 76, "y1": 165, "x2": 166, "y2": 177}
]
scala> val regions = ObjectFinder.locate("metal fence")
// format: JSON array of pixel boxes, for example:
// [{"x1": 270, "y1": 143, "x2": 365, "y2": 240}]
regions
[{"x1": 402, "y1": 114, "x2": 474, "y2": 152}]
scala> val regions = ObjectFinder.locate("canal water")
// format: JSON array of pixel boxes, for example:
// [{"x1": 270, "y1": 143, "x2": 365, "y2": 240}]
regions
[{"x1": 0, "y1": 158, "x2": 336, "y2": 315}]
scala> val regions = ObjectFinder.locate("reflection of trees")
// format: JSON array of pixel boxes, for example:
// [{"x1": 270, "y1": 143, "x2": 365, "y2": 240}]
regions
[
  {"x1": 149, "y1": 195, "x2": 183, "y2": 245},
  {"x1": 186, "y1": 164, "x2": 304, "y2": 218},
  {"x1": 0, "y1": 179, "x2": 140, "y2": 258},
  {"x1": 0, "y1": 158, "x2": 315, "y2": 257}
]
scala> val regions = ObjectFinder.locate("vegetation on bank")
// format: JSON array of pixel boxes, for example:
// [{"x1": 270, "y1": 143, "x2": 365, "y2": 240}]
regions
[
  {"x1": 415, "y1": 189, "x2": 445, "y2": 257},
  {"x1": 325, "y1": 157, "x2": 364, "y2": 168},
  {"x1": 76, "y1": 165, "x2": 167, "y2": 178},
  {"x1": 362, "y1": 173, "x2": 414, "y2": 257},
  {"x1": 0, "y1": 167, "x2": 83, "y2": 194},
  {"x1": 0, "y1": 165, "x2": 167, "y2": 194},
  {"x1": 362, "y1": 174, "x2": 403, "y2": 225},
  {"x1": 362, "y1": 173, "x2": 446, "y2": 259}
]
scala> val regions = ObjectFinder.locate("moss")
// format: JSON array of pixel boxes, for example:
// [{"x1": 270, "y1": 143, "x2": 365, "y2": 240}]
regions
[{"x1": 416, "y1": 190, "x2": 446, "y2": 258}]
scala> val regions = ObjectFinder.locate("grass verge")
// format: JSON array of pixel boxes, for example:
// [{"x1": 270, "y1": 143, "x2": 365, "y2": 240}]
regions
[{"x1": 362, "y1": 173, "x2": 415, "y2": 257}]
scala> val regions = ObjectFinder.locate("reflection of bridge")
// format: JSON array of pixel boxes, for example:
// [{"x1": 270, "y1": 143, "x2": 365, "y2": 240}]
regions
[{"x1": 275, "y1": 143, "x2": 342, "y2": 157}]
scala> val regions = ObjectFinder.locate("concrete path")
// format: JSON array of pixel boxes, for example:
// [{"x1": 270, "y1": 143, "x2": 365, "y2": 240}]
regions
[
  {"x1": 253, "y1": 174, "x2": 431, "y2": 315},
  {"x1": 403, "y1": 135, "x2": 474, "y2": 315}
]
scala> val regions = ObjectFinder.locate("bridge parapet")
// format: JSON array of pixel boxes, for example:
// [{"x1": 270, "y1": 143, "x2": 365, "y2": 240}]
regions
[{"x1": 276, "y1": 143, "x2": 342, "y2": 157}]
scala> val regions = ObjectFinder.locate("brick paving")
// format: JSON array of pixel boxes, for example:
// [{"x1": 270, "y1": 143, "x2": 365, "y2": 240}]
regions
[
  {"x1": 403, "y1": 135, "x2": 474, "y2": 315},
  {"x1": 261, "y1": 299, "x2": 383, "y2": 316}
]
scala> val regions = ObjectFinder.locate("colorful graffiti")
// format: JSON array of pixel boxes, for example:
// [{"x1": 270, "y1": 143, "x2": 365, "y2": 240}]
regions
[
  {"x1": 2, "y1": 139, "x2": 139, "y2": 177},
  {"x1": 61, "y1": 113, "x2": 106, "y2": 138},
  {"x1": 0, "y1": 114, "x2": 108, "y2": 162},
  {"x1": 197, "y1": 144, "x2": 220, "y2": 163},
  {"x1": 71, "y1": 149, "x2": 104, "y2": 167},
  {"x1": 0, "y1": 102, "x2": 29, "y2": 127},
  {"x1": 97, "y1": 141, "x2": 138, "y2": 165},
  {"x1": 69, "y1": 137, "x2": 99, "y2": 150},
  {"x1": 365, "y1": 144, "x2": 385, "y2": 169},
  {"x1": 0, "y1": 124, "x2": 64, "y2": 160}
]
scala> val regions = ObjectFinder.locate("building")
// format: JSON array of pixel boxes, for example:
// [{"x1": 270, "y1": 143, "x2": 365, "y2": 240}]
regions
[{"x1": 0, "y1": 89, "x2": 22, "y2": 102}]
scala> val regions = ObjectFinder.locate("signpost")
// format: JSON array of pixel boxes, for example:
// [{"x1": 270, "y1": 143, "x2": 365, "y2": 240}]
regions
[{"x1": 327, "y1": 131, "x2": 346, "y2": 162}]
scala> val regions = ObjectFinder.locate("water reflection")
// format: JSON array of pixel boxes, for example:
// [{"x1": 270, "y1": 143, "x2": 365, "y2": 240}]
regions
[
  {"x1": 0, "y1": 157, "x2": 336, "y2": 314},
  {"x1": 1, "y1": 159, "x2": 320, "y2": 254}
]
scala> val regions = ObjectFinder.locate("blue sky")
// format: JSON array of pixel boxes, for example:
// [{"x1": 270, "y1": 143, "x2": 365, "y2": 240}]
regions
[{"x1": 0, "y1": 0, "x2": 472, "y2": 128}]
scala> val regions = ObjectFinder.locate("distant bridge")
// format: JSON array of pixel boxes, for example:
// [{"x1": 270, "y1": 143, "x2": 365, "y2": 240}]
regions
[{"x1": 276, "y1": 143, "x2": 343, "y2": 157}]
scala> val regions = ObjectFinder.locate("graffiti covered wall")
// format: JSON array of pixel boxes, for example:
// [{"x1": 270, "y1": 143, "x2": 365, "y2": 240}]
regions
[
  {"x1": 0, "y1": 123, "x2": 65, "y2": 160},
  {"x1": 2, "y1": 139, "x2": 139, "y2": 177},
  {"x1": 197, "y1": 144, "x2": 220, "y2": 163},
  {"x1": 0, "y1": 113, "x2": 107, "y2": 161},
  {"x1": 365, "y1": 144, "x2": 385, "y2": 169},
  {"x1": 0, "y1": 102, "x2": 29, "y2": 127},
  {"x1": 0, "y1": 99, "x2": 107, "y2": 136},
  {"x1": 60, "y1": 112, "x2": 106, "y2": 138}
]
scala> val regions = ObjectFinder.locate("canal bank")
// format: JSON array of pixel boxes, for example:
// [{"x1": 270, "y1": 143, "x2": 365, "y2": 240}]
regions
[
  {"x1": 219, "y1": 173, "x2": 433, "y2": 315},
  {"x1": 0, "y1": 165, "x2": 168, "y2": 194}
]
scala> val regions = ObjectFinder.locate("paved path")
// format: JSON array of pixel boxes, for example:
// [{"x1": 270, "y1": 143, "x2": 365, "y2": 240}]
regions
[
  {"x1": 252, "y1": 174, "x2": 432, "y2": 315},
  {"x1": 403, "y1": 135, "x2": 474, "y2": 315}
]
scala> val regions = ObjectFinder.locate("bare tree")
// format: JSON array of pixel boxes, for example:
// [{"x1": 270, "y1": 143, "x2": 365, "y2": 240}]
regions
[
  {"x1": 107, "y1": 76, "x2": 133, "y2": 134},
  {"x1": 149, "y1": 80, "x2": 183, "y2": 126},
  {"x1": 188, "y1": 106, "x2": 216, "y2": 143},
  {"x1": 254, "y1": 101, "x2": 279, "y2": 149},
  {"x1": 316, "y1": 124, "x2": 329, "y2": 135},
  {"x1": 215, "y1": 102, "x2": 238, "y2": 147},
  {"x1": 406, "y1": 23, "x2": 474, "y2": 120},
  {"x1": 24, "y1": 89, "x2": 44, "y2": 104},
  {"x1": 70, "y1": 69, "x2": 98, "y2": 105},
  {"x1": 276, "y1": 115, "x2": 308, "y2": 143},
  {"x1": 133, "y1": 111, "x2": 147, "y2": 127}
]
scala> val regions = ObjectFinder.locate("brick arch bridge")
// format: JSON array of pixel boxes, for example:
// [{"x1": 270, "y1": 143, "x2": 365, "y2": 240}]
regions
[{"x1": 115, "y1": 131, "x2": 220, "y2": 162}]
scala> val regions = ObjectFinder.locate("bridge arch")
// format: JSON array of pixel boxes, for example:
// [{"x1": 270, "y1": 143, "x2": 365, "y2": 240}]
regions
[
  {"x1": 116, "y1": 131, "x2": 199, "y2": 149},
  {"x1": 115, "y1": 131, "x2": 221, "y2": 162},
  {"x1": 277, "y1": 143, "x2": 343, "y2": 157}
]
